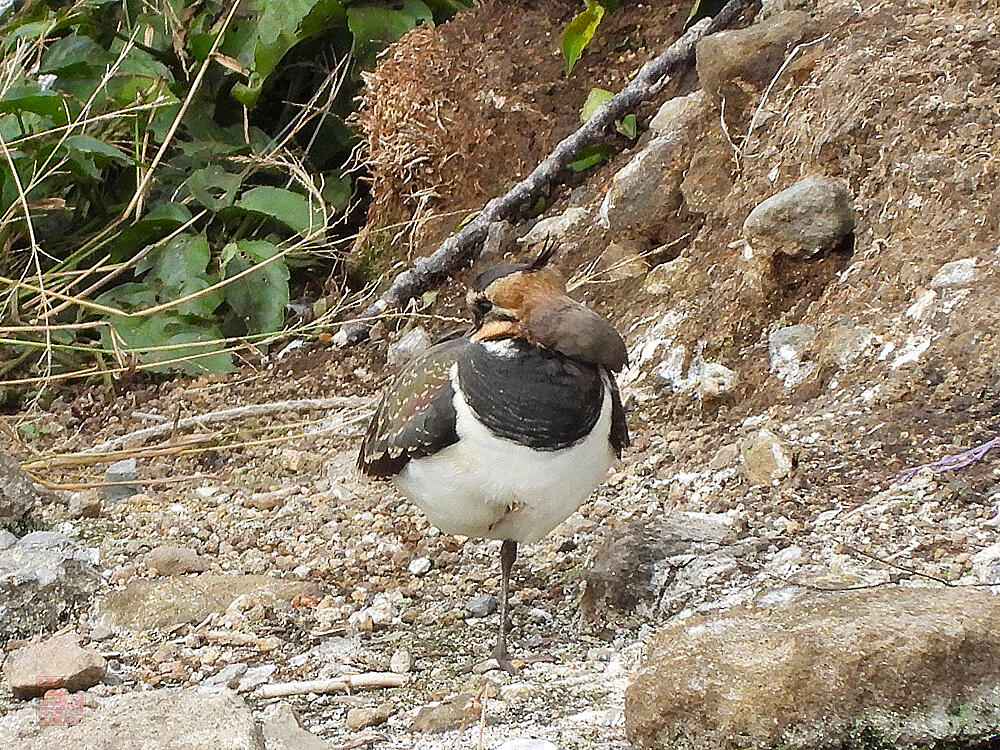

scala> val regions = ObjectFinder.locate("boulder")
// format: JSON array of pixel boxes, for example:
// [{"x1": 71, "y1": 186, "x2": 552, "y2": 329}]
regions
[
  {"x1": 0, "y1": 688, "x2": 264, "y2": 750},
  {"x1": 696, "y1": 12, "x2": 815, "y2": 118},
  {"x1": 0, "y1": 531, "x2": 103, "y2": 640},
  {"x1": 743, "y1": 175, "x2": 854, "y2": 259},
  {"x1": 625, "y1": 587, "x2": 1000, "y2": 750},
  {"x1": 4, "y1": 634, "x2": 107, "y2": 698},
  {"x1": 94, "y1": 574, "x2": 322, "y2": 632}
]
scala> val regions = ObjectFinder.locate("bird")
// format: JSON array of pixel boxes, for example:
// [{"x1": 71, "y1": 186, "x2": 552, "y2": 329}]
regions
[{"x1": 357, "y1": 243, "x2": 629, "y2": 671}]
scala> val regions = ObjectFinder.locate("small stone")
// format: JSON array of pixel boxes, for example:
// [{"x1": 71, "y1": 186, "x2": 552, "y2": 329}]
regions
[
  {"x1": 346, "y1": 705, "x2": 392, "y2": 731},
  {"x1": 146, "y1": 545, "x2": 209, "y2": 576},
  {"x1": 527, "y1": 607, "x2": 552, "y2": 623},
  {"x1": 499, "y1": 740, "x2": 560, "y2": 750},
  {"x1": 928, "y1": 257, "x2": 978, "y2": 288},
  {"x1": 4, "y1": 633, "x2": 107, "y2": 698},
  {"x1": 101, "y1": 458, "x2": 141, "y2": 500},
  {"x1": 67, "y1": 491, "x2": 102, "y2": 519},
  {"x1": 740, "y1": 428, "x2": 794, "y2": 485},
  {"x1": 649, "y1": 90, "x2": 710, "y2": 135},
  {"x1": 388, "y1": 327, "x2": 432, "y2": 367},
  {"x1": 410, "y1": 692, "x2": 480, "y2": 733},
  {"x1": 0, "y1": 529, "x2": 16, "y2": 550},
  {"x1": 600, "y1": 241, "x2": 647, "y2": 281},
  {"x1": 237, "y1": 663, "x2": 276, "y2": 693},
  {"x1": 699, "y1": 363, "x2": 737, "y2": 398},
  {"x1": 466, "y1": 594, "x2": 499, "y2": 618},
  {"x1": 520, "y1": 208, "x2": 589, "y2": 248},
  {"x1": 708, "y1": 444, "x2": 740, "y2": 471},
  {"x1": 769, "y1": 324, "x2": 817, "y2": 387},
  {"x1": 389, "y1": 647, "x2": 412, "y2": 674},
  {"x1": 205, "y1": 663, "x2": 248, "y2": 690},
  {"x1": 408, "y1": 556, "x2": 432, "y2": 576}
]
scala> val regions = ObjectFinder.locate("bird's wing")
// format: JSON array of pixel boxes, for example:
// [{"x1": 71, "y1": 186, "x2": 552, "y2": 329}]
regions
[{"x1": 358, "y1": 338, "x2": 469, "y2": 477}]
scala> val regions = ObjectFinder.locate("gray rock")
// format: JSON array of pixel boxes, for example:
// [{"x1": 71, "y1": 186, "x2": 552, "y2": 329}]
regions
[
  {"x1": 0, "y1": 529, "x2": 16, "y2": 550},
  {"x1": 581, "y1": 512, "x2": 731, "y2": 621},
  {"x1": 696, "y1": 12, "x2": 815, "y2": 117},
  {"x1": 238, "y1": 664, "x2": 276, "y2": 694},
  {"x1": 971, "y1": 542, "x2": 1000, "y2": 585},
  {"x1": 4, "y1": 633, "x2": 107, "y2": 698},
  {"x1": 744, "y1": 175, "x2": 854, "y2": 259},
  {"x1": 2, "y1": 688, "x2": 264, "y2": 750},
  {"x1": 389, "y1": 647, "x2": 412, "y2": 674},
  {"x1": 387, "y1": 327, "x2": 432, "y2": 367},
  {"x1": 599, "y1": 93, "x2": 710, "y2": 232},
  {"x1": 625, "y1": 587, "x2": 1000, "y2": 750},
  {"x1": 929, "y1": 257, "x2": 978, "y2": 288},
  {"x1": 649, "y1": 90, "x2": 710, "y2": 135},
  {"x1": 94, "y1": 575, "x2": 321, "y2": 632},
  {"x1": 205, "y1": 663, "x2": 248, "y2": 690},
  {"x1": 0, "y1": 531, "x2": 103, "y2": 640},
  {"x1": 146, "y1": 545, "x2": 210, "y2": 576},
  {"x1": 66, "y1": 491, "x2": 101, "y2": 519},
  {"x1": 261, "y1": 702, "x2": 329, "y2": 750},
  {"x1": 740, "y1": 428, "x2": 793, "y2": 485},
  {"x1": 520, "y1": 207, "x2": 589, "y2": 247},
  {"x1": 466, "y1": 594, "x2": 499, "y2": 618},
  {"x1": 1, "y1": 445, "x2": 43, "y2": 527},
  {"x1": 101, "y1": 458, "x2": 141, "y2": 500}
]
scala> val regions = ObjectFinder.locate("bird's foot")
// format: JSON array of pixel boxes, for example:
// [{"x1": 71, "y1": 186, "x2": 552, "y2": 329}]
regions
[{"x1": 464, "y1": 644, "x2": 518, "y2": 675}]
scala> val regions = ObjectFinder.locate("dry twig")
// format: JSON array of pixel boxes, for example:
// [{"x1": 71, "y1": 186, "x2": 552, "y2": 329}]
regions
[{"x1": 258, "y1": 672, "x2": 407, "y2": 699}]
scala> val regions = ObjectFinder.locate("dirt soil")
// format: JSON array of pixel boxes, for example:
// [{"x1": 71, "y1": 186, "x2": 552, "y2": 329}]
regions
[{"x1": 3, "y1": 0, "x2": 1000, "y2": 748}]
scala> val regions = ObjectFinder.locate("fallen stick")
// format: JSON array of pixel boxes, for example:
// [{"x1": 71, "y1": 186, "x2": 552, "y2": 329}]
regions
[
  {"x1": 80, "y1": 396, "x2": 373, "y2": 454},
  {"x1": 258, "y1": 672, "x2": 408, "y2": 698},
  {"x1": 335, "y1": 0, "x2": 759, "y2": 347}
]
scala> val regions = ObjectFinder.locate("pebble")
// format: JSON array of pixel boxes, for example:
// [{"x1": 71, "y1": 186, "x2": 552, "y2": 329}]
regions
[
  {"x1": 527, "y1": 607, "x2": 553, "y2": 623},
  {"x1": 389, "y1": 647, "x2": 412, "y2": 674},
  {"x1": 387, "y1": 327, "x2": 432, "y2": 367},
  {"x1": 101, "y1": 458, "x2": 141, "y2": 500},
  {"x1": 345, "y1": 705, "x2": 392, "y2": 731},
  {"x1": 145, "y1": 545, "x2": 209, "y2": 576},
  {"x1": 408, "y1": 556, "x2": 432, "y2": 576},
  {"x1": 67, "y1": 491, "x2": 102, "y2": 518},
  {"x1": 466, "y1": 594, "x2": 499, "y2": 618}
]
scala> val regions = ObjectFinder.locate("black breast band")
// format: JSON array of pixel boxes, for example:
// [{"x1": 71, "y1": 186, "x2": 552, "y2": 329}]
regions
[{"x1": 457, "y1": 340, "x2": 605, "y2": 450}]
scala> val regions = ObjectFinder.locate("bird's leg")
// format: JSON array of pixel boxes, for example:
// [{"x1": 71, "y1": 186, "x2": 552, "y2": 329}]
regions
[{"x1": 491, "y1": 539, "x2": 518, "y2": 673}]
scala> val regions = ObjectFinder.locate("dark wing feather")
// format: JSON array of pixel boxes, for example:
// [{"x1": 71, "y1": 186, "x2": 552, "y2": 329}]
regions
[
  {"x1": 607, "y1": 375, "x2": 629, "y2": 458},
  {"x1": 358, "y1": 338, "x2": 469, "y2": 477}
]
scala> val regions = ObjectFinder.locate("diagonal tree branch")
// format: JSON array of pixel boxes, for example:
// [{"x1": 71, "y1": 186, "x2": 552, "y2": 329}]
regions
[{"x1": 335, "y1": 0, "x2": 760, "y2": 347}]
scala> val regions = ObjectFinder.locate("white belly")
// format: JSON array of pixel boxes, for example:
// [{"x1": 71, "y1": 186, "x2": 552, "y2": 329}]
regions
[{"x1": 394, "y1": 374, "x2": 616, "y2": 543}]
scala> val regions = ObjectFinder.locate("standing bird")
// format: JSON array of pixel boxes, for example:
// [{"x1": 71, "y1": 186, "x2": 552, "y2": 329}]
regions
[{"x1": 358, "y1": 244, "x2": 629, "y2": 671}]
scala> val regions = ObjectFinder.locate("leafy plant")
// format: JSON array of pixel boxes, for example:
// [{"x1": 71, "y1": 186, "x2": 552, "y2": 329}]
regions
[
  {"x1": 0, "y1": 0, "x2": 471, "y2": 389},
  {"x1": 562, "y1": 0, "x2": 605, "y2": 75}
]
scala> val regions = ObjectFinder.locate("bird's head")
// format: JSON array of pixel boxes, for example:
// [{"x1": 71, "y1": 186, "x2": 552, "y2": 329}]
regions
[{"x1": 465, "y1": 241, "x2": 628, "y2": 372}]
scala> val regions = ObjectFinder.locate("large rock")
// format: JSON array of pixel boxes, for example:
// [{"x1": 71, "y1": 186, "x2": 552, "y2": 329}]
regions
[
  {"x1": 696, "y1": 12, "x2": 815, "y2": 118},
  {"x1": 581, "y1": 512, "x2": 733, "y2": 621},
  {"x1": 4, "y1": 634, "x2": 107, "y2": 698},
  {"x1": 1, "y1": 446, "x2": 44, "y2": 527},
  {"x1": 0, "y1": 531, "x2": 103, "y2": 640},
  {"x1": 625, "y1": 587, "x2": 1000, "y2": 750},
  {"x1": 599, "y1": 92, "x2": 711, "y2": 231},
  {"x1": 743, "y1": 175, "x2": 855, "y2": 259},
  {"x1": 0, "y1": 688, "x2": 264, "y2": 750},
  {"x1": 94, "y1": 574, "x2": 322, "y2": 631}
]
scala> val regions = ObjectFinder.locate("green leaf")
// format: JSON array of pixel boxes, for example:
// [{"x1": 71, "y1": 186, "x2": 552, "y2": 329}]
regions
[
  {"x1": 186, "y1": 166, "x2": 244, "y2": 210},
  {"x1": 580, "y1": 87, "x2": 613, "y2": 123},
  {"x1": 39, "y1": 36, "x2": 112, "y2": 76},
  {"x1": 222, "y1": 239, "x2": 290, "y2": 340},
  {"x1": 232, "y1": 186, "x2": 323, "y2": 237},
  {"x1": 62, "y1": 135, "x2": 130, "y2": 163},
  {"x1": 562, "y1": 0, "x2": 605, "y2": 75},
  {"x1": 109, "y1": 202, "x2": 193, "y2": 262},
  {"x1": 321, "y1": 173, "x2": 352, "y2": 212},
  {"x1": 147, "y1": 235, "x2": 225, "y2": 318},
  {"x1": 0, "y1": 84, "x2": 64, "y2": 117},
  {"x1": 617, "y1": 113, "x2": 637, "y2": 139},
  {"x1": 568, "y1": 143, "x2": 612, "y2": 172},
  {"x1": 347, "y1": 0, "x2": 433, "y2": 68}
]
